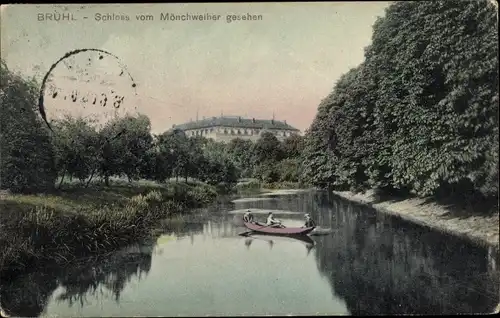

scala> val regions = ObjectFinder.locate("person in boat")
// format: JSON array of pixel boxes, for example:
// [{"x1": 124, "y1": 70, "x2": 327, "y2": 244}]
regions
[
  {"x1": 303, "y1": 213, "x2": 316, "y2": 228},
  {"x1": 266, "y1": 212, "x2": 284, "y2": 228},
  {"x1": 243, "y1": 210, "x2": 255, "y2": 223}
]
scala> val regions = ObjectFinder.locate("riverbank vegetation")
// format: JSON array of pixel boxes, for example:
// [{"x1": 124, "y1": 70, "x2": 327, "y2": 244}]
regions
[
  {"x1": 0, "y1": 59, "x2": 304, "y2": 280},
  {"x1": 0, "y1": 179, "x2": 218, "y2": 278},
  {"x1": 300, "y1": 0, "x2": 498, "y2": 215}
]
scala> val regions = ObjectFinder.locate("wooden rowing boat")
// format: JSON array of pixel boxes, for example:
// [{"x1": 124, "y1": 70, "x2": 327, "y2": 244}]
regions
[{"x1": 243, "y1": 221, "x2": 316, "y2": 236}]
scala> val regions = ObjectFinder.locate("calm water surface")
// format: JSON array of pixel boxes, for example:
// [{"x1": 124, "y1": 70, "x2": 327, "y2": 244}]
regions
[{"x1": 1, "y1": 190, "x2": 498, "y2": 316}]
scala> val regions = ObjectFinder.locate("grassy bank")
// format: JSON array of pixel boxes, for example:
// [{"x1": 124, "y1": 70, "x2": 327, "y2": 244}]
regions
[{"x1": 0, "y1": 179, "x2": 220, "y2": 281}]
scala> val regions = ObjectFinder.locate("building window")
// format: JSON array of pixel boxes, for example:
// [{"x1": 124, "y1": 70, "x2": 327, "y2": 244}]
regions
[
  {"x1": 237, "y1": 129, "x2": 241, "y2": 135},
  {"x1": 224, "y1": 129, "x2": 228, "y2": 135},
  {"x1": 231, "y1": 129, "x2": 235, "y2": 135}
]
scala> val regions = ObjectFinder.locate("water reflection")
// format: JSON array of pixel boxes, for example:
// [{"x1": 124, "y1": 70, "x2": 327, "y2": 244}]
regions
[
  {"x1": 240, "y1": 234, "x2": 315, "y2": 259},
  {"x1": 58, "y1": 244, "x2": 153, "y2": 304},
  {"x1": 1, "y1": 191, "x2": 498, "y2": 316},
  {"x1": 0, "y1": 221, "x2": 205, "y2": 318},
  {"x1": 244, "y1": 238, "x2": 253, "y2": 249},
  {"x1": 233, "y1": 193, "x2": 317, "y2": 217},
  {"x1": 309, "y1": 191, "x2": 499, "y2": 315},
  {"x1": 0, "y1": 241, "x2": 154, "y2": 317}
]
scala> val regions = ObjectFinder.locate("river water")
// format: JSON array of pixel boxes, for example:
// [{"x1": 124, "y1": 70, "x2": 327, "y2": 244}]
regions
[{"x1": 1, "y1": 190, "x2": 498, "y2": 316}]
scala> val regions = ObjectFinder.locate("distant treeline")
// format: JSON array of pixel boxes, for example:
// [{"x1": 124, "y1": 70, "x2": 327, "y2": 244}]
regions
[
  {"x1": 0, "y1": 61, "x2": 303, "y2": 193},
  {"x1": 300, "y1": 0, "x2": 498, "y2": 201}
]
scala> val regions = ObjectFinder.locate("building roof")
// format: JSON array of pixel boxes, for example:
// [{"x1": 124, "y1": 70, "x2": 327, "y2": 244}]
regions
[{"x1": 173, "y1": 116, "x2": 300, "y2": 131}]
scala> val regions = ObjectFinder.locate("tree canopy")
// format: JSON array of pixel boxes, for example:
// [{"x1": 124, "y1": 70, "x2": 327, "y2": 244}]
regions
[
  {"x1": 301, "y1": 0, "x2": 498, "y2": 199},
  {"x1": 1, "y1": 61, "x2": 57, "y2": 193}
]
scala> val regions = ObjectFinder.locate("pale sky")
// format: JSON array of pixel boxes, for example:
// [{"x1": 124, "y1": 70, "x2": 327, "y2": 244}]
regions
[{"x1": 1, "y1": 3, "x2": 390, "y2": 133}]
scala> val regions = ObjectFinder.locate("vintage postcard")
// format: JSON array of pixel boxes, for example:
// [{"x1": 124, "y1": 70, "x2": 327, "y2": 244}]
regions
[{"x1": 0, "y1": 2, "x2": 498, "y2": 317}]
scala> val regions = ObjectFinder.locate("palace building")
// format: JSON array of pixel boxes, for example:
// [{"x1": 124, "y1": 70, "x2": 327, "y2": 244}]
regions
[{"x1": 172, "y1": 116, "x2": 300, "y2": 143}]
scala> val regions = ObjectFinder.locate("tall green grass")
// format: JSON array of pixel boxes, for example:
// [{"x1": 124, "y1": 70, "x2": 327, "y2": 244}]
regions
[{"x1": 0, "y1": 181, "x2": 219, "y2": 279}]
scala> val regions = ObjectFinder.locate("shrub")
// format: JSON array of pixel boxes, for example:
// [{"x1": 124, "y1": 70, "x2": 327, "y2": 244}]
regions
[{"x1": 187, "y1": 184, "x2": 218, "y2": 207}]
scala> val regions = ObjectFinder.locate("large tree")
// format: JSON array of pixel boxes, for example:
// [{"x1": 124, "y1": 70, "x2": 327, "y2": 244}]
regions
[
  {"x1": 51, "y1": 116, "x2": 99, "y2": 187},
  {"x1": 0, "y1": 61, "x2": 57, "y2": 193},
  {"x1": 281, "y1": 134, "x2": 305, "y2": 159},
  {"x1": 226, "y1": 138, "x2": 254, "y2": 177},
  {"x1": 252, "y1": 132, "x2": 285, "y2": 164},
  {"x1": 301, "y1": 0, "x2": 498, "y2": 199},
  {"x1": 98, "y1": 114, "x2": 153, "y2": 185},
  {"x1": 300, "y1": 73, "x2": 356, "y2": 189},
  {"x1": 366, "y1": 0, "x2": 498, "y2": 197}
]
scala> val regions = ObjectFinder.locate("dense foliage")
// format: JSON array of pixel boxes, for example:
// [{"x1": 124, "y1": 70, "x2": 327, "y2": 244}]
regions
[
  {"x1": 301, "y1": 0, "x2": 498, "y2": 201},
  {"x1": 1, "y1": 62, "x2": 57, "y2": 193},
  {"x1": 1, "y1": 61, "x2": 304, "y2": 193}
]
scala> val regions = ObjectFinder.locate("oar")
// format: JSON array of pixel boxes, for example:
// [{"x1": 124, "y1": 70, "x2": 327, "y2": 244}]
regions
[{"x1": 238, "y1": 230, "x2": 253, "y2": 236}]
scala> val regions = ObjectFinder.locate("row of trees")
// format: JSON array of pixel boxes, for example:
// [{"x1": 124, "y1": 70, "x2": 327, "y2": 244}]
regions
[
  {"x1": 222, "y1": 132, "x2": 304, "y2": 184},
  {"x1": 301, "y1": 0, "x2": 498, "y2": 200},
  {"x1": 1, "y1": 60, "x2": 304, "y2": 193},
  {"x1": 49, "y1": 115, "x2": 305, "y2": 190}
]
